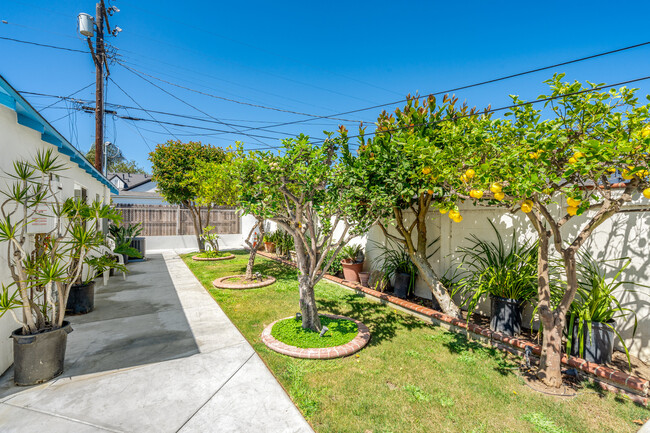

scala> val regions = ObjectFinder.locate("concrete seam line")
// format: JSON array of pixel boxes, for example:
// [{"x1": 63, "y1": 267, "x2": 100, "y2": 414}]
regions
[
  {"x1": 2, "y1": 402, "x2": 125, "y2": 432},
  {"x1": 174, "y1": 352, "x2": 256, "y2": 433}
]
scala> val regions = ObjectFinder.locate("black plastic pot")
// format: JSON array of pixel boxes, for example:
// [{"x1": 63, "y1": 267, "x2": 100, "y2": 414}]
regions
[
  {"x1": 11, "y1": 321, "x2": 72, "y2": 386},
  {"x1": 66, "y1": 281, "x2": 95, "y2": 315},
  {"x1": 490, "y1": 295, "x2": 524, "y2": 336},
  {"x1": 570, "y1": 320, "x2": 615, "y2": 364},
  {"x1": 122, "y1": 254, "x2": 129, "y2": 265},
  {"x1": 394, "y1": 272, "x2": 411, "y2": 298}
]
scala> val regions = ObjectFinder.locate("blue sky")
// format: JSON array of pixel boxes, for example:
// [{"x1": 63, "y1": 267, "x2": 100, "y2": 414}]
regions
[{"x1": 2, "y1": 0, "x2": 650, "y2": 172}]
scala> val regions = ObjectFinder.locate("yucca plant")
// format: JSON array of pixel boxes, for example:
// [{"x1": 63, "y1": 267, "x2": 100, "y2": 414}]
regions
[
  {"x1": 456, "y1": 221, "x2": 538, "y2": 320},
  {"x1": 567, "y1": 252, "x2": 638, "y2": 367},
  {"x1": 0, "y1": 150, "x2": 121, "y2": 333}
]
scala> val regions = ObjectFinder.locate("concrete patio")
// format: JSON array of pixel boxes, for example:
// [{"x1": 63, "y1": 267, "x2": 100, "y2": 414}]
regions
[{"x1": 0, "y1": 252, "x2": 313, "y2": 433}]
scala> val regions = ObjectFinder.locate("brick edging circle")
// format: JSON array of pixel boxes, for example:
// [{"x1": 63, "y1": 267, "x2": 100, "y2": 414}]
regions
[
  {"x1": 192, "y1": 254, "x2": 236, "y2": 261},
  {"x1": 261, "y1": 314, "x2": 371, "y2": 359},
  {"x1": 256, "y1": 250, "x2": 649, "y2": 396},
  {"x1": 212, "y1": 274, "x2": 276, "y2": 289}
]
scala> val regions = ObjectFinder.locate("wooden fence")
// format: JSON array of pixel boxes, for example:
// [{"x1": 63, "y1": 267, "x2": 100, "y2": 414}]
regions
[{"x1": 115, "y1": 204, "x2": 240, "y2": 236}]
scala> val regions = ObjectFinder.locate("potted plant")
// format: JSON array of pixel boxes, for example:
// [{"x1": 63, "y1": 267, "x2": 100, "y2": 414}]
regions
[
  {"x1": 109, "y1": 222, "x2": 143, "y2": 264},
  {"x1": 340, "y1": 244, "x2": 364, "y2": 283},
  {"x1": 457, "y1": 222, "x2": 538, "y2": 336},
  {"x1": 375, "y1": 246, "x2": 417, "y2": 298},
  {"x1": 0, "y1": 151, "x2": 120, "y2": 385},
  {"x1": 567, "y1": 253, "x2": 638, "y2": 366},
  {"x1": 264, "y1": 231, "x2": 276, "y2": 253}
]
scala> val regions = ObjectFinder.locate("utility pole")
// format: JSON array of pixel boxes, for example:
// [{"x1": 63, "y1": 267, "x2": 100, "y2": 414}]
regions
[
  {"x1": 94, "y1": 0, "x2": 104, "y2": 174},
  {"x1": 78, "y1": 2, "x2": 121, "y2": 175}
]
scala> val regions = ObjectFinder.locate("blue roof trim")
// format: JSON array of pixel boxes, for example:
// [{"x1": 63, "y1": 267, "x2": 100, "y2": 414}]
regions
[
  {"x1": 0, "y1": 74, "x2": 118, "y2": 195},
  {"x1": 17, "y1": 113, "x2": 44, "y2": 133},
  {"x1": 0, "y1": 92, "x2": 15, "y2": 110}
]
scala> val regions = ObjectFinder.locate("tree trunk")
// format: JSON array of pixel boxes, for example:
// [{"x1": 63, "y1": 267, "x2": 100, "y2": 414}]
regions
[
  {"x1": 410, "y1": 254, "x2": 461, "y2": 318},
  {"x1": 537, "y1": 312, "x2": 565, "y2": 387},
  {"x1": 293, "y1": 231, "x2": 321, "y2": 331},
  {"x1": 298, "y1": 274, "x2": 321, "y2": 331},
  {"x1": 245, "y1": 248, "x2": 257, "y2": 280}
]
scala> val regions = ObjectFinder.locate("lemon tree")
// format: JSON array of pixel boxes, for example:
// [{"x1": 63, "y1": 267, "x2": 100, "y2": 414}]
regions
[
  {"x1": 238, "y1": 130, "x2": 377, "y2": 332},
  {"x1": 439, "y1": 74, "x2": 650, "y2": 387},
  {"x1": 342, "y1": 95, "x2": 491, "y2": 318}
]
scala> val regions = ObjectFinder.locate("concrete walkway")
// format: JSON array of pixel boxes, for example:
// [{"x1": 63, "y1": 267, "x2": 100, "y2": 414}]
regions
[{"x1": 0, "y1": 252, "x2": 313, "y2": 433}]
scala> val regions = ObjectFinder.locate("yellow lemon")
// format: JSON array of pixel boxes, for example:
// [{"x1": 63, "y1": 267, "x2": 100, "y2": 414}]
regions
[
  {"x1": 521, "y1": 200, "x2": 533, "y2": 213},
  {"x1": 452, "y1": 215, "x2": 463, "y2": 223},
  {"x1": 574, "y1": 151, "x2": 585, "y2": 159},
  {"x1": 448, "y1": 210, "x2": 460, "y2": 220},
  {"x1": 643, "y1": 188, "x2": 650, "y2": 199},
  {"x1": 567, "y1": 206, "x2": 578, "y2": 216},
  {"x1": 490, "y1": 183, "x2": 502, "y2": 193},
  {"x1": 642, "y1": 125, "x2": 650, "y2": 138},
  {"x1": 460, "y1": 174, "x2": 468, "y2": 183},
  {"x1": 465, "y1": 169, "x2": 475, "y2": 179},
  {"x1": 622, "y1": 170, "x2": 634, "y2": 180},
  {"x1": 607, "y1": 167, "x2": 616, "y2": 173},
  {"x1": 529, "y1": 152, "x2": 539, "y2": 159},
  {"x1": 567, "y1": 197, "x2": 581, "y2": 207},
  {"x1": 422, "y1": 167, "x2": 432, "y2": 175},
  {"x1": 470, "y1": 189, "x2": 484, "y2": 199},
  {"x1": 439, "y1": 208, "x2": 448, "y2": 214},
  {"x1": 494, "y1": 192, "x2": 505, "y2": 201},
  {"x1": 568, "y1": 157, "x2": 577, "y2": 164}
]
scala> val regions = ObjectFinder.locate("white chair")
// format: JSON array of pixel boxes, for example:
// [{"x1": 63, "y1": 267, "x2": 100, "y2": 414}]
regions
[{"x1": 97, "y1": 244, "x2": 126, "y2": 285}]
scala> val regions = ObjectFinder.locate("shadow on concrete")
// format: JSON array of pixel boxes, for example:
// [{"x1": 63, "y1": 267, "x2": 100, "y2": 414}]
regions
[{"x1": 0, "y1": 254, "x2": 199, "y2": 399}]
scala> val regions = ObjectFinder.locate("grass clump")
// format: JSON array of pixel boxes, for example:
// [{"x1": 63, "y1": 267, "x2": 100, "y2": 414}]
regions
[{"x1": 271, "y1": 316, "x2": 358, "y2": 348}]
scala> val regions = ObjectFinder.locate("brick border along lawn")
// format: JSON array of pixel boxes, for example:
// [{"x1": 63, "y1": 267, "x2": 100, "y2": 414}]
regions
[{"x1": 261, "y1": 313, "x2": 371, "y2": 359}]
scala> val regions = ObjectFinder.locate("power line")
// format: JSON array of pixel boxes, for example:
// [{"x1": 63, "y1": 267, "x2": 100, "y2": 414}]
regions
[
  {"x1": 117, "y1": 63, "x2": 273, "y2": 147},
  {"x1": 333, "y1": 75, "x2": 650, "y2": 147},
  {"x1": 40, "y1": 83, "x2": 94, "y2": 111},
  {"x1": 115, "y1": 61, "x2": 368, "y2": 123},
  {"x1": 108, "y1": 77, "x2": 181, "y2": 141},
  {"x1": 0, "y1": 36, "x2": 86, "y2": 53},
  {"x1": 239, "y1": 40, "x2": 650, "y2": 133}
]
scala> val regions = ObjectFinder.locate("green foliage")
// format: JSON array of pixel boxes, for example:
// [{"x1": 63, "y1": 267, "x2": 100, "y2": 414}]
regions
[
  {"x1": 340, "y1": 244, "x2": 363, "y2": 262},
  {"x1": 86, "y1": 143, "x2": 147, "y2": 174},
  {"x1": 194, "y1": 251, "x2": 230, "y2": 259},
  {"x1": 373, "y1": 241, "x2": 419, "y2": 297},
  {"x1": 109, "y1": 222, "x2": 143, "y2": 259},
  {"x1": 456, "y1": 221, "x2": 538, "y2": 318},
  {"x1": 403, "y1": 384, "x2": 432, "y2": 402},
  {"x1": 321, "y1": 249, "x2": 343, "y2": 275},
  {"x1": 149, "y1": 140, "x2": 228, "y2": 205},
  {"x1": 193, "y1": 151, "x2": 240, "y2": 208},
  {"x1": 271, "y1": 316, "x2": 358, "y2": 348},
  {"x1": 522, "y1": 412, "x2": 572, "y2": 433},
  {"x1": 567, "y1": 253, "x2": 638, "y2": 366},
  {"x1": 200, "y1": 225, "x2": 221, "y2": 252}
]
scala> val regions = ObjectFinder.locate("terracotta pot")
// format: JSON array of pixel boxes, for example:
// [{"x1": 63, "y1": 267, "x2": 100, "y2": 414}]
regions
[
  {"x1": 358, "y1": 272, "x2": 370, "y2": 287},
  {"x1": 264, "y1": 242, "x2": 276, "y2": 253},
  {"x1": 341, "y1": 260, "x2": 364, "y2": 283}
]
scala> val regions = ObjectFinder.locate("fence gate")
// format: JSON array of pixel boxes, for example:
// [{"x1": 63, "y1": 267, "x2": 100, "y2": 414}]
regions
[{"x1": 115, "y1": 204, "x2": 240, "y2": 236}]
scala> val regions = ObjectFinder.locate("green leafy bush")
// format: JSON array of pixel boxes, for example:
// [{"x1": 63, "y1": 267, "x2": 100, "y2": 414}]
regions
[{"x1": 271, "y1": 316, "x2": 358, "y2": 348}]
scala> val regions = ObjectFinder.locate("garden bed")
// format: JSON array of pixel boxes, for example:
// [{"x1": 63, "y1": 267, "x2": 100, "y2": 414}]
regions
[
  {"x1": 183, "y1": 251, "x2": 649, "y2": 433},
  {"x1": 192, "y1": 252, "x2": 236, "y2": 261},
  {"x1": 262, "y1": 314, "x2": 370, "y2": 359},
  {"x1": 212, "y1": 274, "x2": 276, "y2": 289},
  {"x1": 258, "y1": 250, "x2": 650, "y2": 403}
]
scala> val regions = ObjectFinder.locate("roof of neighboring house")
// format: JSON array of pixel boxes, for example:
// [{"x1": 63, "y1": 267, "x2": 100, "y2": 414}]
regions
[
  {"x1": 108, "y1": 172, "x2": 154, "y2": 190},
  {"x1": 0, "y1": 74, "x2": 118, "y2": 195}
]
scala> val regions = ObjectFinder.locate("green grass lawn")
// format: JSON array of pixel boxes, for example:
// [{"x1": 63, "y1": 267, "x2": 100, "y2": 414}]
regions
[{"x1": 182, "y1": 251, "x2": 649, "y2": 433}]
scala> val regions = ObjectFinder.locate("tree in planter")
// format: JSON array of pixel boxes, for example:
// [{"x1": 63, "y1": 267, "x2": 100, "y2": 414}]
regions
[
  {"x1": 342, "y1": 94, "x2": 489, "y2": 318},
  {"x1": 149, "y1": 140, "x2": 227, "y2": 251},
  {"x1": 438, "y1": 75, "x2": 650, "y2": 387},
  {"x1": 238, "y1": 131, "x2": 378, "y2": 331},
  {"x1": 0, "y1": 150, "x2": 120, "y2": 383}
]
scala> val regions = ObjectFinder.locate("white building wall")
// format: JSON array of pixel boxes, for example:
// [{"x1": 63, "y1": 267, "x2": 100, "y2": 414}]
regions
[
  {"x1": 364, "y1": 195, "x2": 650, "y2": 363},
  {"x1": 0, "y1": 105, "x2": 111, "y2": 375}
]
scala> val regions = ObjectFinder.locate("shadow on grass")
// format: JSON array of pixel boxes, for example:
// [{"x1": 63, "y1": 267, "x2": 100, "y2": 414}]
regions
[
  {"x1": 317, "y1": 293, "x2": 429, "y2": 347},
  {"x1": 252, "y1": 260, "x2": 298, "y2": 282},
  {"x1": 440, "y1": 331, "x2": 519, "y2": 376}
]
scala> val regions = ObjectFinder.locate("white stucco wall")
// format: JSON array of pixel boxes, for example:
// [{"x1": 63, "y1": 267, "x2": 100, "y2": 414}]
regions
[
  {"x1": 363, "y1": 195, "x2": 650, "y2": 363},
  {"x1": 0, "y1": 105, "x2": 111, "y2": 375}
]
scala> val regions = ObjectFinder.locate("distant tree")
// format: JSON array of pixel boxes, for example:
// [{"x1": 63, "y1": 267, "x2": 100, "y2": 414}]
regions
[
  {"x1": 86, "y1": 144, "x2": 146, "y2": 174},
  {"x1": 149, "y1": 140, "x2": 227, "y2": 251}
]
